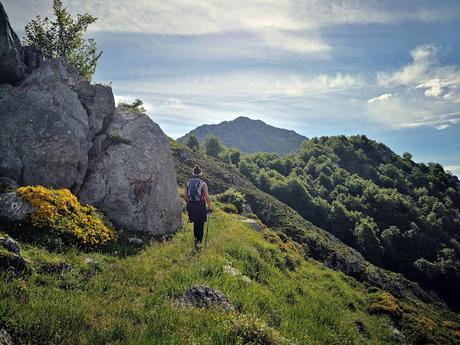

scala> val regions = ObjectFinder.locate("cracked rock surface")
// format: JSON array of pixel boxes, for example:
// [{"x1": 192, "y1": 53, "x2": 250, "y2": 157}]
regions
[{"x1": 0, "y1": 4, "x2": 182, "y2": 235}]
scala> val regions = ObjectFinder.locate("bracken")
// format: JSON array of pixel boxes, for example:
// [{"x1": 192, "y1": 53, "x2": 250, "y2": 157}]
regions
[{"x1": 17, "y1": 186, "x2": 115, "y2": 246}]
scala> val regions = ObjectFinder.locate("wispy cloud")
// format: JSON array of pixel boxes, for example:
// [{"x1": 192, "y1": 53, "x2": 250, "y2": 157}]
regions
[
  {"x1": 378, "y1": 45, "x2": 460, "y2": 103},
  {"x1": 115, "y1": 72, "x2": 365, "y2": 100},
  {"x1": 369, "y1": 45, "x2": 460, "y2": 129},
  {"x1": 367, "y1": 93, "x2": 396, "y2": 104},
  {"x1": 5, "y1": 0, "x2": 459, "y2": 57}
]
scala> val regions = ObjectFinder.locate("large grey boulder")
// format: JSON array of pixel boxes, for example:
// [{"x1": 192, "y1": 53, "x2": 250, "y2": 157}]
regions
[
  {"x1": 0, "y1": 3, "x2": 182, "y2": 236},
  {"x1": 0, "y1": 59, "x2": 91, "y2": 190},
  {"x1": 79, "y1": 109, "x2": 182, "y2": 233},
  {"x1": 0, "y1": 1, "x2": 26, "y2": 84}
]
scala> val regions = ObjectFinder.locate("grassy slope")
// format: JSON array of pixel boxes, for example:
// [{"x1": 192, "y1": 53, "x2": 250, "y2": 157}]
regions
[
  {"x1": 171, "y1": 140, "x2": 460, "y2": 344},
  {"x1": 0, "y1": 209, "x2": 438, "y2": 345},
  {"x1": 0, "y1": 141, "x2": 458, "y2": 344},
  {"x1": 171, "y1": 141, "x2": 429, "y2": 299}
]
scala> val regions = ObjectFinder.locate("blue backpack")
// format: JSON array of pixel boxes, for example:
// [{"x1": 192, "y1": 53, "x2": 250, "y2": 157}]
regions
[{"x1": 187, "y1": 178, "x2": 204, "y2": 202}]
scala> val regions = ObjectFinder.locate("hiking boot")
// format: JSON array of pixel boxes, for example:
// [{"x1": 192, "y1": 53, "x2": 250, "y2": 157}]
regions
[{"x1": 194, "y1": 241, "x2": 202, "y2": 252}]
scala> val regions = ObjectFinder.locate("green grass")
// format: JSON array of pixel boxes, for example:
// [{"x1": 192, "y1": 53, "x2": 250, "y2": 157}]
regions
[
  {"x1": 2, "y1": 206, "x2": 460, "y2": 344},
  {"x1": 0, "y1": 208, "x2": 416, "y2": 345}
]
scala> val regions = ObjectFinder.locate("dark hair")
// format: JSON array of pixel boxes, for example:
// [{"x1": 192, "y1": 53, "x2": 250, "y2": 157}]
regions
[{"x1": 192, "y1": 165, "x2": 202, "y2": 177}]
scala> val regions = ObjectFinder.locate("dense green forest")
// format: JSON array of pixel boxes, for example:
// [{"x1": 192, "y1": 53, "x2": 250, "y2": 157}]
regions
[{"x1": 196, "y1": 134, "x2": 460, "y2": 310}]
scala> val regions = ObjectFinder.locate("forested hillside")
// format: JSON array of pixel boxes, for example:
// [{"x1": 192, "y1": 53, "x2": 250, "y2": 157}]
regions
[
  {"x1": 171, "y1": 139, "x2": 460, "y2": 344},
  {"x1": 179, "y1": 116, "x2": 307, "y2": 155},
  {"x1": 231, "y1": 135, "x2": 460, "y2": 310}
]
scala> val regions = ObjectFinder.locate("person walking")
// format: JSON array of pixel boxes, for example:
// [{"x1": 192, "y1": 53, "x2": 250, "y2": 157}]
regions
[{"x1": 185, "y1": 165, "x2": 212, "y2": 251}]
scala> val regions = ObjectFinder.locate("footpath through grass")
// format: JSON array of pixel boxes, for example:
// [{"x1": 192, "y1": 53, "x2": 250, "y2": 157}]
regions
[{"x1": 1, "y1": 208, "x2": 458, "y2": 344}]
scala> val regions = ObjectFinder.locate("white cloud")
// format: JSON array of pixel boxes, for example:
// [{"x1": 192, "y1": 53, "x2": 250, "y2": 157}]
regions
[
  {"x1": 378, "y1": 45, "x2": 460, "y2": 103},
  {"x1": 435, "y1": 124, "x2": 449, "y2": 130},
  {"x1": 160, "y1": 98, "x2": 185, "y2": 110},
  {"x1": 5, "y1": 0, "x2": 458, "y2": 56},
  {"x1": 444, "y1": 165, "x2": 460, "y2": 178},
  {"x1": 370, "y1": 45, "x2": 460, "y2": 129},
  {"x1": 115, "y1": 72, "x2": 365, "y2": 100},
  {"x1": 367, "y1": 93, "x2": 396, "y2": 104}
]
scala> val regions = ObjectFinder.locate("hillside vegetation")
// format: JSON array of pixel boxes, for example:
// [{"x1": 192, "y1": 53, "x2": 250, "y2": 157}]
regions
[
  {"x1": 172, "y1": 139, "x2": 460, "y2": 343},
  {"x1": 2, "y1": 205, "x2": 460, "y2": 344},
  {"x1": 0, "y1": 142, "x2": 459, "y2": 344},
  {"x1": 230, "y1": 135, "x2": 460, "y2": 310},
  {"x1": 179, "y1": 116, "x2": 307, "y2": 155}
]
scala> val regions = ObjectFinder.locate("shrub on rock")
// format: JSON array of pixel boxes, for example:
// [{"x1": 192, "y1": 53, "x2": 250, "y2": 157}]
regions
[{"x1": 17, "y1": 186, "x2": 115, "y2": 246}]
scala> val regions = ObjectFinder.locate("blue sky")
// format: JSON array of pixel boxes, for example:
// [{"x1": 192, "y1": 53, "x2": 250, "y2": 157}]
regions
[{"x1": 4, "y1": 0, "x2": 460, "y2": 175}]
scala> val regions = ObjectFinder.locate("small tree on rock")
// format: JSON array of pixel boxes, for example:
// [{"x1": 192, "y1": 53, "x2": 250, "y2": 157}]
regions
[
  {"x1": 24, "y1": 0, "x2": 102, "y2": 80},
  {"x1": 118, "y1": 99, "x2": 146, "y2": 113}
]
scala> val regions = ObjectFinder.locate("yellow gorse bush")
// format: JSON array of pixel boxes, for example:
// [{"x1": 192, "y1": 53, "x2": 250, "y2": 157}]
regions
[{"x1": 17, "y1": 186, "x2": 116, "y2": 246}]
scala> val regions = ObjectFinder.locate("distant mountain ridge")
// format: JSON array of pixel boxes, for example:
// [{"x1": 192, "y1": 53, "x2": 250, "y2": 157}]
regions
[{"x1": 178, "y1": 116, "x2": 307, "y2": 155}]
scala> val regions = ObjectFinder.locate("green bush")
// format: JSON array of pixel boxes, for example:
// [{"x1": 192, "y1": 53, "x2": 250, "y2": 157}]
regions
[{"x1": 215, "y1": 188, "x2": 246, "y2": 213}]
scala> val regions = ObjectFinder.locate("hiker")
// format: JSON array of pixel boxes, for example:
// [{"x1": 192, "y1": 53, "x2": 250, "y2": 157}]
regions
[{"x1": 185, "y1": 165, "x2": 212, "y2": 251}]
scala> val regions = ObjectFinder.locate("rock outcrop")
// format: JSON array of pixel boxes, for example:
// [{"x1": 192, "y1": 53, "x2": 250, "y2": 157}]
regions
[
  {"x1": 0, "y1": 4, "x2": 182, "y2": 235},
  {"x1": 0, "y1": 2, "x2": 26, "y2": 84},
  {"x1": 0, "y1": 2, "x2": 43, "y2": 85},
  {"x1": 0, "y1": 59, "x2": 92, "y2": 189},
  {"x1": 79, "y1": 109, "x2": 182, "y2": 233},
  {"x1": 178, "y1": 285, "x2": 234, "y2": 310}
]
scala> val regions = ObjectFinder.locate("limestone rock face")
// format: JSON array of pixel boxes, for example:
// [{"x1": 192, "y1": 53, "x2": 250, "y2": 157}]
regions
[
  {"x1": 79, "y1": 109, "x2": 182, "y2": 233},
  {"x1": 0, "y1": 2, "x2": 26, "y2": 84},
  {"x1": 0, "y1": 4, "x2": 182, "y2": 235},
  {"x1": 0, "y1": 59, "x2": 91, "y2": 190}
]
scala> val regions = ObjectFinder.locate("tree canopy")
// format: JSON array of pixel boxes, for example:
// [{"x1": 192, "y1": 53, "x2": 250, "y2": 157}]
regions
[
  {"x1": 24, "y1": 0, "x2": 102, "y2": 80},
  {"x1": 213, "y1": 134, "x2": 460, "y2": 309}
]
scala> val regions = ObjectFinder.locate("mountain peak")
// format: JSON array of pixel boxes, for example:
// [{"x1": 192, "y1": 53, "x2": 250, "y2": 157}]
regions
[{"x1": 178, "y1": 117, "x2": 307, "y2": 155}]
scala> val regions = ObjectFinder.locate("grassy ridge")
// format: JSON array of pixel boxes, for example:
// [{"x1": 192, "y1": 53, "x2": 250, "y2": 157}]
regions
[{"x1": 0, "y1": 209, "x2": 417, "y2": 344}]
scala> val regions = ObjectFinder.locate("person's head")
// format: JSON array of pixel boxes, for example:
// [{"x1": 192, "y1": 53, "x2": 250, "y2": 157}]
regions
[{"x1": 192, "y1": 165, "x2": 202, "y2": 178}]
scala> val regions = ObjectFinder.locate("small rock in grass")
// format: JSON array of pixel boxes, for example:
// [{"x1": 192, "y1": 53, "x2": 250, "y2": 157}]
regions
[
  {"x1": 241, "y1": 275, "x2": 252, "y2": 283},
  {"x1": 240, "y1": 219, "x2": 263, "y2": 232},
  {"x1": 223, "y1": 264, "x2": 252, "y2": 283},
  {"x1": 85, "y1": 257, "x2": 100, "y2": 269},
  {"x1": 389, "y1": 326, "x2": 406, "y2": 342},
  {"x1": 242, "y1": 203, "x2": 253, "y2": 215},
  {"x1": 179, "y1": 284, "x2": 234, "y2": 311},
  {"x1": 223, "y1": 264, "x2": 241, "y2": 276},
  {"x1": 0, "y1": 252, "x2": 28, "y2": 274},
  {"x1": 127, "y1": 237, "x2": 143, "y2": 245},
  {"x1": 0, "y1": 328, "x2": 13, "y2": 345},
  {"x1": 60, "y1": 263, "x2": 72, "y2": 274},
  {"x1": 11, "y1": 254, "x2": 28, "y2": 271},
  {"x1": 3, "y1": 237, "x2": 20, "y2": 254}
]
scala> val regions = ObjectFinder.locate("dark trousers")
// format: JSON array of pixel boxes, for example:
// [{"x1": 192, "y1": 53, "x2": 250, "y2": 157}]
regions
[{"x1": 194, "y1": 221, "x2": 205, "y2": 243}]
